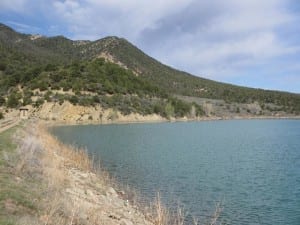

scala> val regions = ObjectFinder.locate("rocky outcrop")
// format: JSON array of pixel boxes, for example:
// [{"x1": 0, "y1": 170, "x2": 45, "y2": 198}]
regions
[{"x1": 35, "y1": 101, "x2": 166, "y2": 124}]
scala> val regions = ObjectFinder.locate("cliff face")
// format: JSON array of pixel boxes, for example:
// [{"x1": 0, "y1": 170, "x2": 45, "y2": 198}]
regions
[
  {"x1": 27, "y1": 100, "x2": 297, "y2": 125},
  {"x1": 35, "y1": 101, "x2": 166, "y2": 124}
]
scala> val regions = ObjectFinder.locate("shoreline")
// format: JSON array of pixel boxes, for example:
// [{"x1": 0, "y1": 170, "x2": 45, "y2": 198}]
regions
[
  {"x1": 30, "y1": 120, "x2": 156, "y2": 224},
  {"x1": 43, "y1": 115, "x2": 300, "y2": 224},
  {"x1": 43, "y1": 114, "x2": 300, "y2": 127},
  {"x1": 2, "y1": 116, "x2": 299, "y2": 224}
]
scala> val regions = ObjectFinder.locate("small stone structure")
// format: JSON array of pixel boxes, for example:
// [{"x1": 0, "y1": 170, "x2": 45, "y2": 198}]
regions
[{"x1": 19, "y1": 107, "x2": 29, "y2": 119}]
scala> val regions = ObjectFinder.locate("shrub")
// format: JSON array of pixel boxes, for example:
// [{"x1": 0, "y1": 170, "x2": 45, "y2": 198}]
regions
[
  {"x1": 34, "y1": 98, "x2": 44, "y2": 107},
  {"x1": 7, "y1": 93, "x2": 19, "y2": 108},
  {"x1": 69, "y1": 95, "x2": 79, "y2": 105},
  {"x1": 164, "y1": 102, "x2": 175, "y2": 119},
  {"x1": 38, "y1": 81, "x2": 48, "y2": 91},
  {"x1": 92, "y1": 95, "x2": 100, "y2": 104},
  {"x1": 0, "y1": 62, "x2": 6, "y2": 71},
  {"x1": 193, "y1": 103, "x2": 205, "y2": 116},
  {"x1": 0, "y1": 112, "x2": 4, "y2": 120},
  {"x1": 78, "y1": 97, "x2": 94, "y2": 106},
  {"x1": 44, "y1": 91, "x2": 52, "y2": 102},
  {"x1": 0, "y1": 96, "x2": 5, "y2": 106},
  {"x1": 23, "y1": 96, "x2": 32, "y2": 106}
]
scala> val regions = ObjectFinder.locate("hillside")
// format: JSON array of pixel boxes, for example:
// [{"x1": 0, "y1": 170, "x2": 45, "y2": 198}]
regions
[
  {"x1": 88, "y1": 37, "x2": 300, "y2": 113},
  {"x1": 0, "y1": 23, "x2": 299, "y2": 120}
]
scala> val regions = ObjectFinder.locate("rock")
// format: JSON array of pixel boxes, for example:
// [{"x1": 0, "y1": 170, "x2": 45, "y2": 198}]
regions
[{"x1": 107, "y1": 187, "x2": 118, "y2": 197}]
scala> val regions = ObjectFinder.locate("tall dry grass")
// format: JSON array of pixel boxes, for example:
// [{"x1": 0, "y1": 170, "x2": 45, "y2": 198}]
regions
[
  {"x1": 14, "y1": 121, "x2": 223, "y2": 225},
  {"x1": 153, "y1": 192, "x2": 170, "y2": 225},
  {"x1": 39, "y1": 125, "x2": 92, "y2": 171},
  {"x1": 11, "y1": 122, "x2": 93, "y2": 224}
]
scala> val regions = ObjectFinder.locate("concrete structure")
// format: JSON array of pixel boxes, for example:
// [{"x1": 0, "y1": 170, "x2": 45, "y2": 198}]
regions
[{"x1": 19, "y1": 107, "x2": 29, "y2": 119}]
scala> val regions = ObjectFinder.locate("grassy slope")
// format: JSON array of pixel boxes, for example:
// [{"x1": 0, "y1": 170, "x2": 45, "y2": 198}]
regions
[{"x1": 0, "y1": 125, "x2": 41, "y2": 225}]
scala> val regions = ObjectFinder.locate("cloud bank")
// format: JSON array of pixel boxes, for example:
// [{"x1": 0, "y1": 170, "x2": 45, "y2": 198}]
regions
[{"x1": 1, "y1": 0, "x2": 300, "y2": 92}]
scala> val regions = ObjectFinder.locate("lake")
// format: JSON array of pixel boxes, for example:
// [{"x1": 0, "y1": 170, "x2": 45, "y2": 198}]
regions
[{"x1": 51, "y1": 120, "x2": 300, "y2": 225}]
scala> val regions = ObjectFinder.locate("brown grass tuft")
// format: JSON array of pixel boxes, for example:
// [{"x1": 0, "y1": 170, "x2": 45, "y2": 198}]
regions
[{"x1": 153, "y1": 192, "x2": 170, "y2": 225}]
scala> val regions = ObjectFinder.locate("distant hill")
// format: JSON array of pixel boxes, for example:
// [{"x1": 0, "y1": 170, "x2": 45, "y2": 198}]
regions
[{"x1": 0, "y1": 23, "x2": 299, "y2": 118}]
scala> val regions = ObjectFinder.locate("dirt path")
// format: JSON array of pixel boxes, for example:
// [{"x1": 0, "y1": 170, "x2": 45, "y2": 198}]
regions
[{"x1": 0, "y1": 118, "x2": 20, "y2": 133}]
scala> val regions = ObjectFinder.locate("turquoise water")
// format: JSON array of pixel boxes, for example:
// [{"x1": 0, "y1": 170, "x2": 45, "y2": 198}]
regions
[{"x1": 52, "y1": 120, "x2": 300, "y2": 224}]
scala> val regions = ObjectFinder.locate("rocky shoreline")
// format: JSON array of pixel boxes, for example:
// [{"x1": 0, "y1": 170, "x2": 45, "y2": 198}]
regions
[
  {"x1": 0, "y1": 119, "x2": 158, "y2": 224},
  {"x1": 1, "y1": 113, "x2": 299, "y2": 225},
  {"x1": 1, "y1": 100, "x2": 299, "y2": 129},
  {"x1": 36, "y1": 121, "x2": 156, "y2": 225}
]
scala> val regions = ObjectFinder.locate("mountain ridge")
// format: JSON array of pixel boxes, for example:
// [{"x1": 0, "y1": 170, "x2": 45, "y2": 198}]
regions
[
  {"x1": 0, "y1": 23, "x2": 299, "y2": 118},
  {"x1": 0, "y1": 23, "x2": 297, "y2": 94}
]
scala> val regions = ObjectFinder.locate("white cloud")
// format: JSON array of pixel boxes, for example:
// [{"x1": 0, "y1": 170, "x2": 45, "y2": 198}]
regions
[
  {"x1": 139, "y1": 0, "x2": 300, "y2": 81},
  {"x1": 51, "y1": 0, "x2": 193, "y2": 40},
  {"x1": 0, "y1": 0, "x2": 26, "y2": 11},
  {"x1": 1, "y1": 0, "x2": 300, "y2": 91}
]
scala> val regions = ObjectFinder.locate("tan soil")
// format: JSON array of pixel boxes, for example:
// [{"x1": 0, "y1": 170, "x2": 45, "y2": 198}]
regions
[{"x1": 34, "y1": 101, "x2": 167, "y2": 125}]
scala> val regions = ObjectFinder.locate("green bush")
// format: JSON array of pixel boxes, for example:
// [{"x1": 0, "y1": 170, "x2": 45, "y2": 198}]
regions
[
  {"x1": 164, "y1": 102, "x2": 175, "y2": 119},
  {"x1": 58, "y1": 96, "x2": 64, "y2": 105},
  {"x1": 0, "y1": 62, "x2": 6, "y2": 71},
  {"x1": 44, "y1": 91, "x2": 52, "y2": 102},
  {"x1": 38, "y1": 81, "x2": 48, "y2": 91},
  {"x1": 0, "y1": 96, "x2": 5, "y2": 106},
  {"x1": 34, "y1": 98, "x2": 44, "y2": 107},
  {"x1": 7, "y1": 93, "x2": 19, "y2": 108},
  {"x1": 0, "y1": 112, "x2": 4, "y2": 120},
  {"x1": 69, "y1": 95, "x2": 79, "y2": 105},
  {"x1": 22, "y1": 96, "x2": 32, "y2": 106}
]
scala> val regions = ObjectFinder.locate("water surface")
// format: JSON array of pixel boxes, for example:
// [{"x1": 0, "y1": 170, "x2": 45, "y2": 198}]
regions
[{"x1": 52, "y1": 120, "x2": 300, "y2": 224}]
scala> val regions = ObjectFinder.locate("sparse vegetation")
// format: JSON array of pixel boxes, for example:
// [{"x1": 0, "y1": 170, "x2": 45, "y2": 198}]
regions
[
  {"x1": 1, "y1": 23, "x2": 297, "y2": 225},
  {"x1": 1, "y1": 22, "x2": 299, "y2": 119},
  {"x1": 0, "y1": 125, "x2": 40, "y2": 224},
  {"x1": 95, "y1": 36, "x2": 300, "y2": 113},
  {"x1": 0, "y1": 121, "x2": 222, "y2": 225}
]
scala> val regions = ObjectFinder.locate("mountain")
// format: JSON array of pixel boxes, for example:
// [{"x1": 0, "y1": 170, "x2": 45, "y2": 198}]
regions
[{"x1": 0, "y1": 23, "x2": 299, "y2": 118}]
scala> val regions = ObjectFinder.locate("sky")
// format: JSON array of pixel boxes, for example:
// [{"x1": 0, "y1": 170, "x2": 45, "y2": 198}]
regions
[{"x1": 0, "y1": 0, "x2": 300, "y2": 93}]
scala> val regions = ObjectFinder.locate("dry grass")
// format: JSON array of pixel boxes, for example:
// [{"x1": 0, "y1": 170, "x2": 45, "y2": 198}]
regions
[
  {"x1": 15, "y1": 133, "x2": 43, "y2": 176},
  {"x1": 2, "y1": 121, "x2": 223, "y2": 225},
  {"x1": 4, "y1": 123, "x2": 84, "y2": 225},
  {"x1": 39, "y1": 125, "x2": 92, "y2": 171},
  {"x1": 148, "y1": 193, "x2": 186, "y2": 225},
  {"x1": 209, "y1": 202, "x2": 223, "y2": 225},
  {"x1": 151, "y1": 195, "x2": 222, "y2": 225},
  {"x1": 35, "y1": 125, "x2": 91, "y2": 224},
  {"x1": 152, "y1": 192, "x2": 170, "y2": 225}
]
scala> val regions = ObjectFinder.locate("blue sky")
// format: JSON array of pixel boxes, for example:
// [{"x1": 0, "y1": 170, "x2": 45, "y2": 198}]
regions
[{"x1": 1, "y1": 0, "x2": 300, "y2": 93}]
